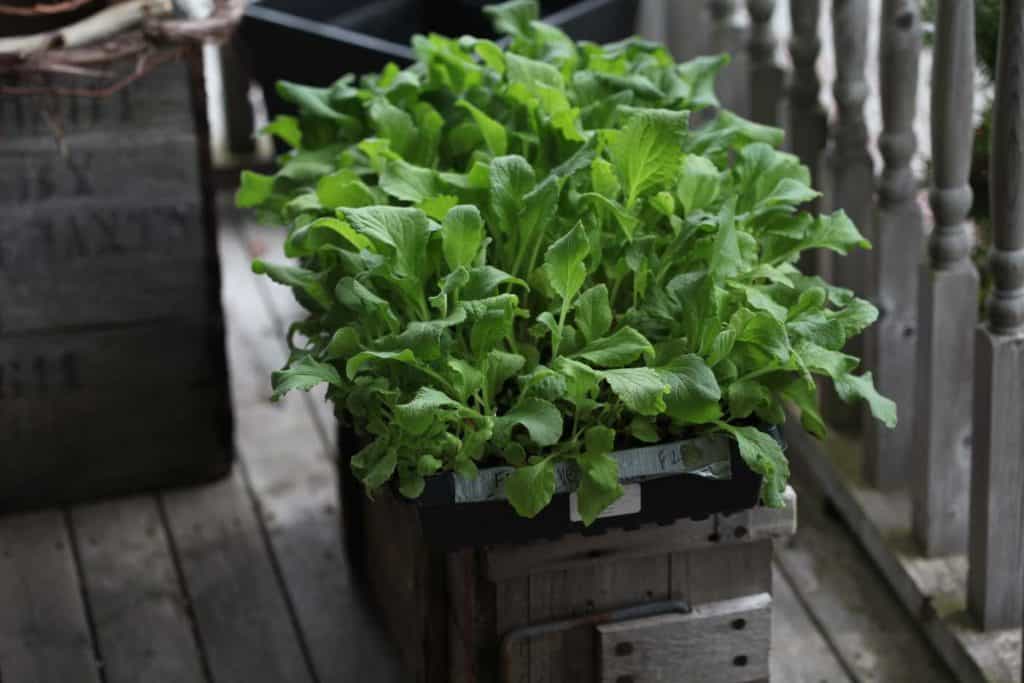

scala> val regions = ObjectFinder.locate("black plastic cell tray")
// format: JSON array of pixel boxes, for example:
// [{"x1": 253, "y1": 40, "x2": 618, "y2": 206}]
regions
[{"x1": 408, "y1": 444, "x2": 763, "y2": 551}]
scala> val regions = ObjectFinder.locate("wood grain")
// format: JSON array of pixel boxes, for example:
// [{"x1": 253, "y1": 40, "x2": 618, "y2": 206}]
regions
[
  {"x1": 71, "y1": 497, "x2": 206, "y2": 683},
  {"x1": 597, "y1": 593, "x2": 772, "y2": 683},
  {"x1": 528, "y1": 554, "x2": 670, "y2": 682},
  {"x1": 221, "y1": 214, "x2": 402, "y2": 682},
  {"x1": 786, "y1": 418, "x2": 1019, "y2": 683},
  {"x1": 788, "y1": 0, "x2": 828, "y2": 195},
  {"x1": 0, "y1": 198, "x2": 216, "y2": 334},
  {"x1": 826, "y1": 0, "x2": 877, "y2": 433},
  {"x1": 0, "y1": 510, "x2": 101, "y2": 683},
  {"x1": 0, "y1": 56, "x2": 196, "y2": 139},
  {"x1": 863, "y1": 0, "x2": 925, "y2": 489},
  {"x1": 969, "y1": 329, "x2": 1024, "y2": 630},
  {"x1": 968, "y1": 0, "x2": 1024, "y2": 633},
  {"x1": 160, "y1": 469, "x2": 315, "y2": 683},
  {"x1": 912, "y1": 0, "x2": 980, "y2": 559}
]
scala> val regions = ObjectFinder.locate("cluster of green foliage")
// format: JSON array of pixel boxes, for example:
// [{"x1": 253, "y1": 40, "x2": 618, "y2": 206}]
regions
[{"x1": 237, "y1": 0, "x2": 895, "y2": 524}]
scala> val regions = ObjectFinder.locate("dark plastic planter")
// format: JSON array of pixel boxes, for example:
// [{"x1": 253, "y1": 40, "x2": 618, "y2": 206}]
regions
[
  {"x1": 340, "y1": 426, "x2": 778, "y2": 553},
  {"x1": 240, "y1": 0, "x2": 640, "y2": 122}
]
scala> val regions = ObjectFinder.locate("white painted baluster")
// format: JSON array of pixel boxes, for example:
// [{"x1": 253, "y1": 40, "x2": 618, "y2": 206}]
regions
[
  {"x1": 912, "y1": 0, "x2": 978, "y2": 557},
  {"x1": 709, "y1": 0, "x2": 751, "y2": 116},
  {"x1": 970, "y1": 0, "x2": 1024, "y2": 632},
  {"x1": 747, "y1": 0, "x2": 785, "y2": 126},
  {"x1": 864, "y1": 1, "x2": 924, "y2": 489},
  {"x1": 828, "y1": 0, "x2": 876, "y2": 432}
]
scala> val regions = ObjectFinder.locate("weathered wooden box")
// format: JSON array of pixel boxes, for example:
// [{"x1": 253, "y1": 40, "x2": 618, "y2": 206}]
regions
[
  {"x1": 0, "y1": 49, "x2": 233, "y2": 511},
  {"x1": 356, "y1": 485, "x2": 796, "y2": 682}
]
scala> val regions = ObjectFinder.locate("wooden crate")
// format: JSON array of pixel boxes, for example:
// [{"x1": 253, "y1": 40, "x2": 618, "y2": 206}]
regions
[
  {"x1": 356, "y1": 485, "x2": 796, "y2": 682},
  {"x1": 0, "y1": 49, "x2": 233, "y2": 512}
]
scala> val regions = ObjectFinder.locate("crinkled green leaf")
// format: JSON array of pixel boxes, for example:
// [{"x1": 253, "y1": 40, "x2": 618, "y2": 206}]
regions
[
  {"x1": 601, "y1": 368, "x2": 669, "y2": 416},
  {"x1": 574, "y1": 284, "x2": 613, "y2": 343},
  {"x1": 394, "y1": 387, "x2": 461, "y2": 435},
  {"x1": 608, "y1": 107, "x2": 689, "y2": 206},
  {"x1": 499, "y1": 397, "x2": 563, "y2": 446}
]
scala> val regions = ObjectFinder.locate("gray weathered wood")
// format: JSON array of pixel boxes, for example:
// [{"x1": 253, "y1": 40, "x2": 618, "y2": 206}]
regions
[
  {"x1": 785, "y1": 419, "x2": 1020, "y2": 683},
  {"x1": 0, "y1": 45, "x2": 231, "y2": 510},
  {"x1": 0, "y1": 387, "x2": 229, "y2": 513},
  {"x1": 0, "y1": 134, "x2": 201, "y2": 204},
  {"x1": 788, "y1": 0, "x2": 828, "y2": 191},
  {"x1": 0, "y1": 510, "x2": 101, "y2": 683},
  {"x1": 709, "y1": 0, "x2": 752, "y2": 116},
  {"x1": 160, "y1": 470, "x2": 315, "y2": 683},
  {"x1": 494, "y1": 576, "x2": 531, "y2": 683},
  {"x1": 220, "y1": 217, "x2": 401, "y2": 682},
  {"x1": 528, "y1": 555, "x2": 670, "y2": 682},
  {"x1": 218, "y1": 39, "x2": 257, "y2": 157},
  {"x1": 0, "y1": 202, "x2": 212, "y2": 333},
  {"x1": 969, "y1": 330, "x2": 1024, "y2": 630},
  {"x1": 0, "y1": 56, "x2": 196, "y2": 140},
  {"x1": 747, "y1": 0, "x2": 785, "y2": 126},
  {"x1": 788, "y1": 0, "x2": 829, "y2": 276},
  {"x1": 968, "y1": 0, "x2": 1024, "y2": 632},
  {"x1": 597, "y1": 593, "x2": 772, "y2": 683},
  {"x1": 863, "y1": 0, "x2": 925, "y2": 489},
  {"x1": 484, "y1": 491, "x2": 796, "y2": 582},
  {"x1": 827, "y1": 0, "x2": 877, "y2": 433},
  {"x1": 770, "y1": 567, "x2": 853, "y2": 682},
  {"x1": 661, "y1": 0, "x2": 711, "y2": 61},
  {"x1": 912, "y1": 0, "x2": 979, "y2": 558},
  {"x1": 777, "y1": 442, "x2": 959, "y2": 682},
  {"x1": 674, "y1": 540, "x2": 773, "y2": 606},
  {"x1": 71, "y1": 497, "x2": 206, "y2": 683},
  {"x1": 0, "y1": 319, "x2": 231, "y2": 512}
]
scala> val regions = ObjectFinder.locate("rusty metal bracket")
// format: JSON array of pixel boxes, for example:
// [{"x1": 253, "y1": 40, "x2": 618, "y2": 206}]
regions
[{"x1": 499, "y1": 599, "x2": 692, "y2": 683}]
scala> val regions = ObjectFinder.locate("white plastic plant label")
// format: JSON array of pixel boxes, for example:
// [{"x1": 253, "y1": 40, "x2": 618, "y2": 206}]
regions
[{"x1": 570, "y1": 484, "x2": 642, "y2": 522}]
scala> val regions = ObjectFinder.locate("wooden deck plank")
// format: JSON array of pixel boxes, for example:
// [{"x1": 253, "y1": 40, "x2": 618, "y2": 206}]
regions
[
  {"x1": 71, "y1": 497, "x2": 207, "y2": 683},
  {"x1": 776, "y1": 441, "x2": 958, "y2": 682},
  {"x1": 770, "y1": 566, "x2": 852, "y2": 682},
  {"x1": 785, "y1": 421, "x2": 1016, "y2": 683},
  {"x1": 238, "y1": 219, "x2": 337, "y2": 448},
  {"x1": 160, "y1": 469, "x2": 315, "y2": 683},
  {"x1": 0, "y1": 510, "x2": 101, "y2": 683},
  {"x1": 220, "y1": 209, "x2": 401, "y2": 682}
]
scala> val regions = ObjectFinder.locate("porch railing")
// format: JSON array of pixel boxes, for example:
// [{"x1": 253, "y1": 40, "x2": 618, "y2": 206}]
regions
[{"x1": 642, "y1": 0, "x2": 1024, "y2": 678}]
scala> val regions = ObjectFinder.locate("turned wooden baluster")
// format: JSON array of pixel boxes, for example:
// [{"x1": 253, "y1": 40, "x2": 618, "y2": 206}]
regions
[
  {"x1": 709, "y1": 0, "x2": 750, "y2": 116},
  {"x1": 662, "y1": 1, "x2": 711, "y2": 62},
  {"x1": 969, "y1": 0, "x2": 1024, "y2": 632},
  {"x1": 864, "y1": 1, "x2": 924, "y2": 490},
  {"x1": 747, "y1": 0, "x2": 785, "y2": 126},
  {"x1": 788, "y1": 0, "x2": 827, "y2": 198},
  {"x1": 828, "y1": 0, "x2": 875, "y2": 432},
  {"x1": 912, "y1": 0, "x2": 979, "y2": 558},
  {"x1": 788, "y1": 0, "x2": 828, "y2": 276}
]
